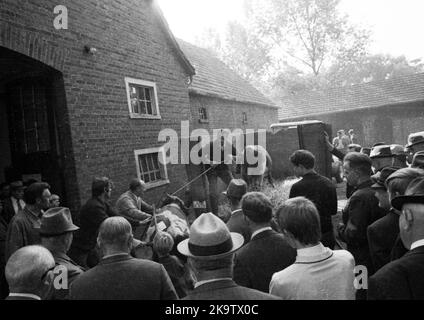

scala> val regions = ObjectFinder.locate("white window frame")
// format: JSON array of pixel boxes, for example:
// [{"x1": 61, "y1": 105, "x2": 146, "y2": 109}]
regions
[
  {"x1": 125, "y1": 77, "x2": 161, "y2": 119},
  {"x1": 134, "y1": 147, "x2": 169, "y2": 190}
]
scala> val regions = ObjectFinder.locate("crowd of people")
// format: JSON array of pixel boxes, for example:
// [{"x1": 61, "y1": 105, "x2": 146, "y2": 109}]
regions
[{"x1": 1, "y1": 130, "x2": 424, "y2": 300}]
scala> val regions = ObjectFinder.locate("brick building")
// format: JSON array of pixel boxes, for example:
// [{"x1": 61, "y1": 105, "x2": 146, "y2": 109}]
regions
[
  {"x1": 177, "y1": 40, "x2": 278, "y2": 133},
  {"x1": 0, "y1": 0, "x2": 196, "y2": 216},
  {"x1": 278, "y1": 73, "x2": 424, "y2": 147}
]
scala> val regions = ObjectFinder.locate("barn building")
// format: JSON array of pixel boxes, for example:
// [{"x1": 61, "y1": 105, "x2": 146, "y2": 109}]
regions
[{"x1": 278, "y1": 73, "x2": 424, "y2": 147}]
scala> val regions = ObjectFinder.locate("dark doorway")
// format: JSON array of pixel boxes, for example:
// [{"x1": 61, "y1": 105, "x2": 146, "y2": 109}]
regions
[{"x1": 0, "y1": 47, "x2": 67, "y2": 204}]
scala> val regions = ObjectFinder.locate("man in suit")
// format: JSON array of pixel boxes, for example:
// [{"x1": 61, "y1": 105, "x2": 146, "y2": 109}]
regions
[
  {"x1": 270, "y1": 197, "x2": 356, "y2": 300},
  {"x1": 1, "y1": 181, "x2": 26, "y2": 225},
  {"x1": 368, "y1": 168, "x2": 424, "y2": 271},
  {"x1": 368, "y1": 177, "x2": 424, "y2": 299},
  {"x1": 40, "y1": 207, "x2": 84, "y2": 300},
  {"x1": 5, "y1": 182, "x2": 51, "y2": 260},
  {"x1": 69, "y1": 216, "x2": 178, "y2": 300},
  {"x1": 225, "y1": 179, "x2": 251, "y2": 244},
  {"x1": 289, "y1": 150, "x2": 338, "y2": 249},
  {"x1": 116, "y1": 178, "x2": 153, "y2": 230},
  {"x1": 177, "y1": 212, "x2": 280, "y2": 300},
  {"x1": 68, "y1": 177, "x2": 117, "y2": 268},
  {"x1": 233, "y1": 192, "x2": 296, "y2": 292},
  {"x1": 370, "y1": 145, "x2": 394, "y2": 175},
  {"x1": 5, "y1": 245, "x2": 56, "y2": 300}
]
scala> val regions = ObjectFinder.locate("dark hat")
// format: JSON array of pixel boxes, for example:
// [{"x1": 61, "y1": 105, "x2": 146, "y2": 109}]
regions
[
  {"x1": 360, "y1": 147, "x2": 371, "y2": 156},
  {"x1": 40, "y1": 207, "x2": 79, "y2": 236},
  {"x1": 177, "y1": 212, "x2": 243, "y2": 260},
  {"x1": 412, "y1": 151, "x2": 424, "y2": 169},
  {"x1": 348, "y1": 144, "x2": 362, "y2": 152},
  {"x1": 392, "y1": 177, "x2": 424, "y2": 211},
  {"x1": 10, "y1": 181, "x2": 24, "y2": 190},
  {"x1": 407, "y1": 132, "x2": 424, "y2": 148},
  {"x1": 222, "y1": 179, "x2": 247, "y2": 199},
  {"x1": 371, "y1": 167, "x2": 399, "y2": 189},
  {"x1": 370, "y1": 145, "x2": 392, "y2": 159},
  {"x1": 372, "y1": 142, "x2": 386, "y2": 148}
]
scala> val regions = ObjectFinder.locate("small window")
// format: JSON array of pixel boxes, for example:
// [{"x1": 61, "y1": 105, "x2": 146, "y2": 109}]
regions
[
  {"x1": 242, "y1": 112, "x2": 248, "y2": 124},
  {"x1": 134, "y1": 147, "x2": 169, "y2": 189},
  {"x1": 198, "y1": 107, "x2": 209, "y2": 123},
  {"x1": 125, "y1": 77, "x2": 161, "y2": 119}
]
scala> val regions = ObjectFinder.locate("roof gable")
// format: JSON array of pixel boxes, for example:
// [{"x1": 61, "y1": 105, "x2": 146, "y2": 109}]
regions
[
  {"x1": 177, "y1": 39, "x2": 277, "y2": 108},
  {"x1": 279, "y1": 72, "x2": 424, "y2": 120}
]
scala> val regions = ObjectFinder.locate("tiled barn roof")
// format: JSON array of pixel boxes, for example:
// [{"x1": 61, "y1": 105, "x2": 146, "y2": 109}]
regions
[
  {"x1": 178, "y1": 39, "x2": 277, "y2": 108},
  {"x1": 279, "y1": 72, "x2": 424, "y2": 120}
]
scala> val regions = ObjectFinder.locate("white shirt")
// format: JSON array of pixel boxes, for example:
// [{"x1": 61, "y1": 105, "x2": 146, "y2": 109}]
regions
[
  {"x1": 251, "y1": 227, "x2": 272, "y2": 240},
  {"x1": 11, "y1": 196, "x2": 25, "y2": 214},
  {"x1": 410, "y1": 239, "x2": 424, "y2": 251},
  {"x1": 194, "y1": 278, "x2": 233, "y2": 289},
  {"x1": 8, "y1": 293, "x2": 41, "y2": 300}
]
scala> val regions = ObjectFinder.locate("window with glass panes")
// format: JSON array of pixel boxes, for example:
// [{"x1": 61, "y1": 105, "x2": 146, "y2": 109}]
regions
[
  {"x1": 137, "y1": 152, "x2": 162, "y2": 183},
  {"x1": 198, "y1": 107, "x2": 208, "y2": 120},
  {"x1": 129, "y1": 84, "x2": 157, "y2": 116}
]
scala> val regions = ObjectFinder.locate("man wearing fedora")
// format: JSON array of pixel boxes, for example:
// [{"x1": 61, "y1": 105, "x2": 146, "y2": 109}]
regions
[
  {"x1": 233, "y1": 192, "x2": 295, "y2": 293},
  {"x1": 390, "y1": 145, "x2": 408, "y2": 169},
  {"x1": 224, "y1": 179, "x2": 251, "y2": 244},
  {"x1": 370, "y1": 145, "x2": 394, "y2": 175},
  {"x1": 5, "y1": 182, "x2": 51, "y2": 261},
  {"x1": 69, "y1": 217, "x2": 177, "y2": 300},
  {"x1": 178, "y1": 212, "x2": 280, "y2": 300},
  {"x1": 405, "y1": 131, "x2": 424, "y2": 165},
  {"x1": 289, "y1": 150, "x2": 338, "y2": 249},
  {"x1": 40, "y1": 207, "x2": 84, "y2": 300},
  {"x1": 1, "y1": 181, "x2": 26, "y2": 225},
  {"x1": 367, "y1": 167, "x2": 400, "y2": 271},
  {"x1": 368, "y1": 177, "x2": 424, "y2": 299}
]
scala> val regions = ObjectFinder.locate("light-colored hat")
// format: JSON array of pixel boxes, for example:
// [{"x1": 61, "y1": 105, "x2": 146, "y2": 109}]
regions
[
  {"x1": 407, "y1": 131, "x2": 424, "y2": 148},
  {"x1": 222, "y1": 179, "x2": 247, "y2": 199},
  {"x1": 177, "y1": 212, "x2": 243, "y2": 260},
  {"x1": 40, "y1": 207, "x2": 79, "y2": 236}
]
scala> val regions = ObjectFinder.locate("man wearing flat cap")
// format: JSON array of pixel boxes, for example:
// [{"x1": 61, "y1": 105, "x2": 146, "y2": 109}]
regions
[
  {"x1": 369, "y1": 145, "x2": 394, "y2": 174},
  {"x1": 40, "y1": 207, "x2": 84, "y2": 300},
  {"x1": 405, "y1": 131, "x2": 424, "y2": 165},
  {"x1": 178, "y1": 212, "x2": 280, "y2": 300},
  {"x1": 368, "y1": 177, "x2": 424, "y2": 299},
  {"x1": 367, "y1": 167, "x2": 400, "y2": 271}
]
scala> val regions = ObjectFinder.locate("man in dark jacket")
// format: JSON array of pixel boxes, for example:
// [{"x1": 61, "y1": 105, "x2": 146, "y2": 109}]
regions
[
  {"x1": 225, "y1": 179, "x2": 250, "y2": 244},
  {"x1": 178, "y1": 212, "x2": 280, "y2": 300},
  {"x1": 69, "y1": 217, "x2": 177, "y2": 300},
  {"x1": 68, "y1": 177, "x2": 117, "y2": 268},
  {"x1": 289, "y1": 150, "x2": 338, "y2": 249},
  {"x1": 338, "y1": 153, "x2": 386, "y2": 276},
  {"x1": 233, "y1": 192, "x2": 296, "y2": 292},
  {"x1": 1, "y1": 181, "x2": 26, "y2": 225},
  {"x1": 368, "y1": 177, "x2": 424, "y2": 300}
]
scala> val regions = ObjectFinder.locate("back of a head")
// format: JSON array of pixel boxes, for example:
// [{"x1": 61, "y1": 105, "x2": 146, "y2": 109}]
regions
[
  {"x1": 92, "y1": 177, "x2": 111, "y2": 198},
  {"x1": 5, "y1": 245, "x2": 54, "y2": 292},
  {"x1": 241, "y1": 192, "x2": 273, "y2": 224},
  {"x1": 344, "y1": 152, "x2": 372, "y2": 176},
  {"x1": 98, "y1": 217, "x2": 132, "y2": 250},
  {"x1": 153, "y1": 232, "x2": 174, "y2": 256},
  {"x1": 276, "y1": 197, "x2": 321, "y2": 246},
  {"x1": 386, "y1": 168, "x2": 424, "y2": 196},
  {"x1": 289, "y1": 150, "x2": 315, "y2": 170}
]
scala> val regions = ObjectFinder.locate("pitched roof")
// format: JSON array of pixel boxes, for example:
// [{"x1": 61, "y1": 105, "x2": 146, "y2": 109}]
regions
[
  {"x1": 279, "y1": 72, "x2": 424, "y2": 120},
  {"x1": 177, "y1": 39, "x2": 277, "y2": 108}
]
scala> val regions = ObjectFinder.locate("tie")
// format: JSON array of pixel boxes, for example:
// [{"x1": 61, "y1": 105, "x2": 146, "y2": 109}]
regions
[{"x1": 17, "y1": 200, "x2": 23, "y2": 212}]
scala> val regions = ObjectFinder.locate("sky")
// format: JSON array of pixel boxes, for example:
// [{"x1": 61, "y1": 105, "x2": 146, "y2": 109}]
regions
[{"x1": 158, "y1": 0, "x2": 424, "y2": 61}]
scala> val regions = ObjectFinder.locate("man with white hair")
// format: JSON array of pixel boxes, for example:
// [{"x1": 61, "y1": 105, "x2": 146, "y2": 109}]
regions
[
  {"x1": 5, "y1": 245, "x2": 55, "y2": 300},
  {"x1": 69, "y1": 216, "x2": 178, "y2": 300}
]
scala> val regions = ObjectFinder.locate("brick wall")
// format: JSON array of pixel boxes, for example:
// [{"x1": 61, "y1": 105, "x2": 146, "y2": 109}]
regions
[
  {"x1": 189, "y1": 94, "x2": 278, "y2": 132},
  {"x1": 0, "y1": 0, "x2": 193, "y2": 214},
  {"x1": 282, "y1": 101, "x2": 424, "y2": 148}
]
